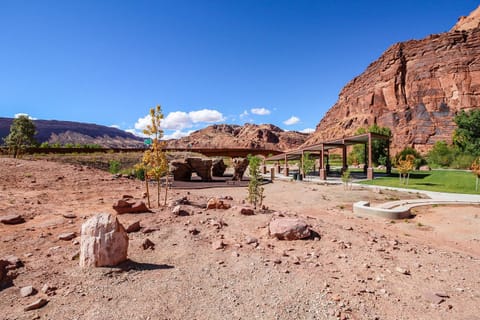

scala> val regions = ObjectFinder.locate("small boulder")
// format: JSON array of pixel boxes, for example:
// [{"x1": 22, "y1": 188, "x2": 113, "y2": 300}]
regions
[
  {"x1": 141, "y1": 238, "x2": 155, "y2": 250},
  {"x1": 419, "y1": 165, "x2": 431, "y2": 171},
  {"x1": 206, "y1": 198, "x2": 231, "y2": 210},
  {"x1": 0, "y1": 214, "x2": 25, "y2": 225},
  {"x1": 240, "y1": 207, "x2": 255, "y2": 216},
  {"x1": 112, "y1": 199, "x2": 149, "y2": 214},
  {"x1": 212, "y1": 240, "x2": 225, "y2": 250},
  {"x1": 269, "y1": 218, "x2": 311, "y2": 240},
  {"x1": 24, "y1": 298, "x2": 48, "y2": 311},
  {"x1": 62, "y1": 213, "x2": 77, "y2": 219},
  {"x1": 58, "y1": 232, "x2": 76, "y2": 241},
  {"x1": 20, "y1": 285, "x2": 35, "y2": 297},
  {"x1": 172, "y1": 205, "x2": 190, "y2": 216},
  {"x1": 126, "y1": 221, "x2": 141, "y2": 233},
  {"x1": 79, "y1": 213, "x2": 129, "y2": 268}
]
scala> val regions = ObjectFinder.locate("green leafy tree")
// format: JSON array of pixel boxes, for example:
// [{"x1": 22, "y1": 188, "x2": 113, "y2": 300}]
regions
[
  {"x1": 427, "y1": 141, "x2": 455, "y2": 168},
  {"x1": 247, "y1": 154, "x2": 264, "y2": 209},
  {"x1": 471, "y1": 157, "x2": 480, "y2": 192},
  {"x1": 348, "y1": 124, "x2": 391, "y2": 166},
  {"x1": 301, "y1": 152, "x2": 315, "y2": 180},
  {"x1": 3, "y1": 115, "x2": 37, "y2": 158},
  {"x1": 453, "y1": 110, "x2": 480, "y2": 156}
]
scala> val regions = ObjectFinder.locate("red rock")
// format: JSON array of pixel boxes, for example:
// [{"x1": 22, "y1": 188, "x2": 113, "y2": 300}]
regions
[
  {"x1": 141, "y1": 238, "x2": 155, "y2": 250},
  {"x1": 125, "y1": 221, "x2": 141, "y2": 233},
  {"x1": 240, "y1": 207, "x2": 255, "y2": 216},
  {"x1": 269, "y1": 218, "x2": 311, "y2": 240},
  {"x1": 58, "y1": 232, "x2": 76, "y2": 241},
  {"x1": 0, "y1": 214, "x2": 25, "y2": 225},
  {"x1": 20, "y1": 285, "x2": 35, "y2": 297},
  {"x1": 24, "y1": 298, "x2": 48, "y2": 311},
  {"x1": 206, "y1": 198, "x2": 231, "y2": 210},
  {"x1": 113, "y1": 199, "x2": 149, "y2": 214},
  {"x1": 304, "y1": 7, "x2": 480, "y2": 154}
]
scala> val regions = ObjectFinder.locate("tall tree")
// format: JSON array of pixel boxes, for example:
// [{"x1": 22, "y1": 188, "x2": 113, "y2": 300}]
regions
[
  {"x1": 453, "y1": 109, "x2": 480, "y2": 156},
  {"x1": 3, "y1": 115, "x2": 37, "y2": 158}
]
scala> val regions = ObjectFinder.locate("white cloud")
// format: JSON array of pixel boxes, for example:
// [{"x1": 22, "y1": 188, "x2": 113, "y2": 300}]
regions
[
  {"x1": 133, "y1": 109, "x2": 225, "y2": 133},
  {"x1": 163, "y1": 130, "x2": 194, "y2": 140},
  {"x1": 14, "y1": 113, "x2": 36, "y2": 120},
  {"x1": 239, "y1": 110, "x2": 249, "y2": 119},
  {"x1": 251, "y1": 108, "x2": 271, "y2": 115},
  {"x1": 162, "y1": 111, "x2": 191, "y2": 130},
  {"x1": 300, "y1": 128, "x2": 315, "y2": 134},
  {"x1": 110, "y1": 124, "x2": 120, "y2": 129},
  {"x1": 189, "y1": 109, "x2": 224, "y2": 123},
  {"x1": 283, "y1": 116, "x2": 300, "y2": 125}
]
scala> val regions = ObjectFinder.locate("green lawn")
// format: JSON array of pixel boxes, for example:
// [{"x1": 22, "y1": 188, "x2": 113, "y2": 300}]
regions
[{"x1": 361, "y1": 169, "x2": 480, "y2": 194}]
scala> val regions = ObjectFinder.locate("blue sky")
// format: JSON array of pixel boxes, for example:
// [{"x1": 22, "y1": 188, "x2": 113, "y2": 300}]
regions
[{"x1": 0, "y1": 0, "x2": 478, "y2": 139}]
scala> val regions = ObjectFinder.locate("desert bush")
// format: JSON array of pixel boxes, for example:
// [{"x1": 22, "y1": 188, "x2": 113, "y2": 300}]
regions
[
  {"x1": 108, "y1": 160, "x2": 121, "y2": 174},
  {"x1": 427, "y1": 141, "x2": 455, "y2": 168},
  {"x1": 247, "y1": 154, "x2": 264, "y2": 209}
]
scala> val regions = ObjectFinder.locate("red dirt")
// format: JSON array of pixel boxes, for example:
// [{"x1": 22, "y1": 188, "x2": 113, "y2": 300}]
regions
[{"x1": 1, "y1": 158, "x2": 479, "y2": 320}]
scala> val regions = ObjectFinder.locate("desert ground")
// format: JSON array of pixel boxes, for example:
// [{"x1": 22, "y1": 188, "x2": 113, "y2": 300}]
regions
[{"x1": 1, "y1": 157, "x2": 479, "y2": 320}]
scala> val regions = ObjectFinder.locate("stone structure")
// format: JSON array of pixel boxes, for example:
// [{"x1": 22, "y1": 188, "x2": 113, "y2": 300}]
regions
[
  {"x1": 232, "y1": 158, "x2": 249, "y2": 181},
  {"x1": 170, "y1": 158, "x2": 213, "y2": 181},
  {"x1": 305, "y1": 6, "x2": 480, "y2": 154},
  {"x1": 212, "y1": 158, "x2": 227, "y2": 177},
  {"x1": 79, "y1": 213, "x2": 129, "y2": 267}
]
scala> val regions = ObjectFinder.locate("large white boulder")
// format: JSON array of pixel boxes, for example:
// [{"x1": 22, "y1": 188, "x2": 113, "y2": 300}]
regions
[{"x1": 79, "y1": 213, "x2": 129, "y2": 267}]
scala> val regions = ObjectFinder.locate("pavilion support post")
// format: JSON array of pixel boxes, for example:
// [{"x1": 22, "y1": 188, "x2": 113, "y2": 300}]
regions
[
  {"x1": 319, "y1": 145, "x2": 326, "y2": 180},
  {"x1": 367, "y1": 132, "x2": 374, "y2": 180},
  {"x1": 363, "y1": 143, "x2": 368, "y2": 174},
  {"x1": 284, "y1": 154, "x2": 289, "y2": 177},
  {"x1": 301, "y1": 150, "x2": 305, "y2": 177},
  {"x1": 276, "y1": 161, "x2": 281, "y2": 174},
  {"x1": 262, "y1": 160, "x2": 267, "y2": 174},
  {"x1": 342, "y1": 145, "x2": 348, "y2": 173},
  {"x1": 386, "y1": 139, "x2": 392, "y2": 174}
]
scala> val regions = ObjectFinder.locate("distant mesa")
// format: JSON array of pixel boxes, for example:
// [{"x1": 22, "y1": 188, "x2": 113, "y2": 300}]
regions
[
  {"x1": 0, "y1": 117, "x2": 144, "y2": 149},
  {"x1": 164, "y1": 123, "x2": 309, "y2": 152},
  {"x1": 305, "y1": 5, "x2": 480, "y2": 154}
]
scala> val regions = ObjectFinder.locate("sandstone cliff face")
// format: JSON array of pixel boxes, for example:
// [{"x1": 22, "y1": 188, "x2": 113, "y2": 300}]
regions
[
  {"x1": 306, "y1": 6, "x2": 480, "y2": 154},
  {"x1": 166, "y1": 123, "x2": 309, "y2": 152}
]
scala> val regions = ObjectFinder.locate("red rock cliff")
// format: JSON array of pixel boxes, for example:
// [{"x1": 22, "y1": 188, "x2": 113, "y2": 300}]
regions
[{"x1": 306, "y1": 6, "x2": 480, "y2": 154}]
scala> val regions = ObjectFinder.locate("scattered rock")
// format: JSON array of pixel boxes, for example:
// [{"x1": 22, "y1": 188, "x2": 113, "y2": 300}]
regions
[
  {"x1": 20, "y1": 285, "x2": 35, "y2": 297},
  {"x1": 126, "y1": 221, "x2": 141, "y2": 233},
  {"x1": 141, "y1": 238, "x2": 155, "y2": 250},
  {"x1": 240, "y1": 207, "x2": 255, "y2": 216},
  {"x1": 212, "y1": 240, "x2": 225, "y2": 250},
  {"x1": 41, "y1": 284, "x2": 57, "y2": 296},
  {"x1": 62, "y1": 213, "x2": 77, "y2": 219},
  {"x1": 172, "y1": 205, "x2": 191, "y2": 216},
  {"x1": 395, "y1": 267, "x2": 411, "y2": 275},
  {"x1": 424, "y1": 292, "x2": 445, "y2": 304},
  {"x1": 206, "y1": 198, "x2": 231, "y2": 210},
  {"x1": 112, "y1": 199, "x2": 150, "y2": 214},
  {"x1": 24, "y1": 298, "x2": 48, "y2": 311},
  {"x1": 58, "y1": 232, "x2": 76, "y2": 241},
  {"x1": 269, "y1": 218, "x2": 311, "y2": 240},
  {"x1": 0, "y1": 214, "x2": 25, "y2": 225},
  {"x1": 188, "y1": 228, "x2": 200, "y2": 235},
  {"x1": 3, "y1": 255, "x2": 23, "y2": 268},
  {"x1": 142, "y1": 226, "x2": 160, "y2": 234},
  {"x1": 79, "y1": 213, "x2": 129, "y2": 268},
  {"x1": 245, "y1": 236, "x2": 258, "y2": 245},
  {"x1": 212, "y1": 159, "x2": 227, "y2": 177}
]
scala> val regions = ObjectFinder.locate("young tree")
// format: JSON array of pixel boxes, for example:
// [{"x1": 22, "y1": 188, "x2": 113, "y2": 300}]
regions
[
  {"x1": 247, "y1": 154, "x2": 264, "y2": 209},
  {"x1": 141, "y1": 105, "x2": 169, "y2": 207},
  {"x1": 397, "y1": 154, "x2": 415, "y2": 185},
  {"x1": 301, "y1": 152, "x2": 315, "y2": 180},
  {"x1": 471, "y1": 157, "x2": 480, "y2": 192},
  {"x1": 3, "y1": 115, "x2": 37, "y2": 158}
]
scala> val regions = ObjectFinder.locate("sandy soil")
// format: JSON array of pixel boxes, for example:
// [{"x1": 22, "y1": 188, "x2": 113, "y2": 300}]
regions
[{"x1": 1, "y1": 158, "x2": 480, "y2": 320}]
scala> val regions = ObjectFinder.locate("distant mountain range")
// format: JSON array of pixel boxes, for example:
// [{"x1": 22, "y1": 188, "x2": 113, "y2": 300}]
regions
[
  {"x1": 0, "y1": 118, "x2": 309, "y2": 151},
  {"x1": 0, "y1": 117, "x2": 144, "y2": 148}
]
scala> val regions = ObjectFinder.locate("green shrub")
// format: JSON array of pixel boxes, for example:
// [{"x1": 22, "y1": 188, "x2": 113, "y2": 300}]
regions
[
  {"x1": 393, "y1": 147, "x2": 426, "y2": 169},
  {"x1": 451, "y1": 153, "x2": 476, "y2": 169},
  {"x1": 108, "y1": 160, "x2": 121, "y2": 174}
]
